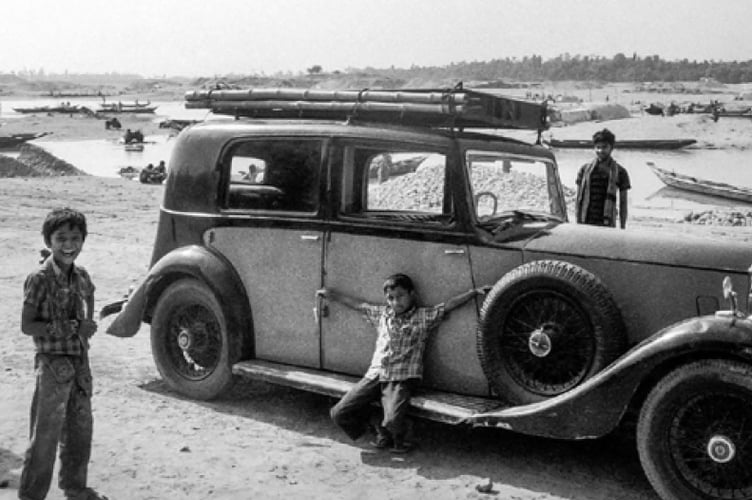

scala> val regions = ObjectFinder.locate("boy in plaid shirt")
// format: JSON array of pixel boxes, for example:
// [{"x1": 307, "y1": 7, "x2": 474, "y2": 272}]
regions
[
  {"x1": 19, "y1": 208, "x2": 107, "y2": 500},
  {"x1": 320, "y1": 273, "x2": 488, "y2": 453}
]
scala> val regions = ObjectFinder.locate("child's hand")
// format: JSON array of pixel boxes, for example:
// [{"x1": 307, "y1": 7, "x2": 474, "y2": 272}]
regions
[
  {"x1": 54, "y1": 319, "x2": 79, "y2": 338},
  {"x1": 77, "y1": 319, "x2": 98, "y2": 339}
]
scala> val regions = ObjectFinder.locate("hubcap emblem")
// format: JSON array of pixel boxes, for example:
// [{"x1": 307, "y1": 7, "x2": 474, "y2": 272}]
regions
[
  {"x1": 707, "y1": 435, "x2": 735, "y2": 463},
  {"x1": 178, "y1": 328, "x2": 192, "y2": 350},
  {"x1": 528, "y1": 329, "x2": 552, "y2": 358}
]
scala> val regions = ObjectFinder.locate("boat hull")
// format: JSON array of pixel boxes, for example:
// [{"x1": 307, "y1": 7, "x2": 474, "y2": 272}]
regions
[
  {"x1": 648, "y1": 163, "x2": 752, "y2": 204},
  {"x1": 546, "y1": 138, "x2": 697, "y2": 149}
]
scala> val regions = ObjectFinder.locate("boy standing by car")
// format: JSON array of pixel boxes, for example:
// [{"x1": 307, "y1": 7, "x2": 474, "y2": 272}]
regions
[
  {"x1": 19, "y1": 208, "x2": 108, "y2": 500},
  {"x1": 319, "y1": 274, "x2": 488, "y2": 453},
  {"x1": 575, "y1": 128, "x2": 631, "y2": 229}
]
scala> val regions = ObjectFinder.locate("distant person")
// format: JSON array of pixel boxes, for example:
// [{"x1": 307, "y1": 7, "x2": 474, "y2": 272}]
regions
[
  {"x1": 575, "y1": 128, "x2": 630, "y2": 229},
  {"x1": 320, "y1": 274, "x2": 488, "y2": 453},
  {"x1": 139, "y1": 163, "x2": 154, "y2": 183},
  {"x1": 19, "y1": 208, "x2": 108, "y2": 500}
]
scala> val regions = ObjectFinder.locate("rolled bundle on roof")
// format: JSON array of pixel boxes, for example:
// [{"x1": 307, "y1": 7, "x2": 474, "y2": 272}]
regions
[{"x1": 185, "y1": 87, "x2": 548, "y2": 130}]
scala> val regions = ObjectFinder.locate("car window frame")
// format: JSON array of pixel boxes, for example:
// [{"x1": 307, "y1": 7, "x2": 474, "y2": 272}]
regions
[
  {"x1": 217, "y1": 135, "x2": 328, "y2": 218},
  {"x1": 331, "y1": 138, "x2": 460, "y2": 230}
]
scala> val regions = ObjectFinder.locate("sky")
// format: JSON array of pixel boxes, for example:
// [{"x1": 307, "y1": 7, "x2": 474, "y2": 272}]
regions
[{"x1": 2, "y1": 0, "x2": 751, "y2": 77}]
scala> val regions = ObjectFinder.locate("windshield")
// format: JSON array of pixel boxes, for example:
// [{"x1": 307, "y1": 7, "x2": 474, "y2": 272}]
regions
[{"x1": 465, "y1": 150, "x2": 571, "y2": 223}]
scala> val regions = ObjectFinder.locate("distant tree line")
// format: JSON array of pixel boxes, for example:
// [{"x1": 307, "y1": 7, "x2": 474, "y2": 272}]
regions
[{"x1": 360, "y1": 54, "x2": 752, "y2": 84}]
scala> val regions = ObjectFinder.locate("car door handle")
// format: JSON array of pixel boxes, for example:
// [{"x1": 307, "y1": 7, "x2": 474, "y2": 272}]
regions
[
  {"x1": 300, "y1": 235, "x2": 320, "y2": 241},
  {"x1": 444, "y1": 248, "x2": 465, "y2": 255}
]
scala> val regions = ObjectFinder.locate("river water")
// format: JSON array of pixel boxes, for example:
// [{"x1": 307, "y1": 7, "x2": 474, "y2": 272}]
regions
[{"x1": 2, "y1": 98, "x2": 751, "y2": 214}]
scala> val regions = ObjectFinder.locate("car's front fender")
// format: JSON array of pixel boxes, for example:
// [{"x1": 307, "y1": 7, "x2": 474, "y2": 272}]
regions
[
  {"x1": 468, "y1": 315, "x2": 752, "y2": 439},
  {"x1": 106, "y1": 245, "x2": 251, "y2": 354}
]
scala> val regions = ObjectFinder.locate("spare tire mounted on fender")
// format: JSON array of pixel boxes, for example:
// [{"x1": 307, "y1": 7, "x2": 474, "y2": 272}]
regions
[{"x1": 477, "y1": 260, "x2": 626, "y2": 405}]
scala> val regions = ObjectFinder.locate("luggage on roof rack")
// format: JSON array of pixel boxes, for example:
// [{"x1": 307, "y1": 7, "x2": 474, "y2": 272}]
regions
[{"x1": 184, "y1": 87, "x2": 548, "y2": 131}]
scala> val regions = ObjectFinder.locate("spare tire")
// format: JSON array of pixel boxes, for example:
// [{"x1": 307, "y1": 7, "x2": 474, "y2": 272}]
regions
[{"x1": 477, "y1": 260, "x2": 626, "y2": 405}]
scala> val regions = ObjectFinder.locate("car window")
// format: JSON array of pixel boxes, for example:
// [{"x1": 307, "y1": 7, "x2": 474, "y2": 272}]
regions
[
  {"x1": 224, "y1": 139, "x2": 321, "y2": 213},
  {"x1": 339, "y1": 145, "x2": 452, "y2": 225},
  {"x1": 465, "y1": 151, "x2": 566, "y2": 220}
]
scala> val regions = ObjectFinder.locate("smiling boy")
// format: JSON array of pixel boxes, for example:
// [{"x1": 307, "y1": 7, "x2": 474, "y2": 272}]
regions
[{"x1": 19, "y1": 208, "x2": 107, "y2": 500}]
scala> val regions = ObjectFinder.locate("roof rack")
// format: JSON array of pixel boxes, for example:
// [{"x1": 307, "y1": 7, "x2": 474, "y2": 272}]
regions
[{"x1": 184, "y1": 86, "x2": 548, "y2": 131}]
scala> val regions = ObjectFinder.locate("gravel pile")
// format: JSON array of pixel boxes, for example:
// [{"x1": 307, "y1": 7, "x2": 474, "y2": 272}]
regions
[
  {"x1": 683, "y1": 209, "x2": 752, "y2": 226},
  {"x1": 372, "y1": 160, "x2": 576, "y2": 214}
]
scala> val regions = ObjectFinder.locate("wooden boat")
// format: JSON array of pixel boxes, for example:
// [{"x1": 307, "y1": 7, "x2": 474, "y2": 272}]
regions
[
  {"x1": 544, "y1": 138, "x2": 697, "y2": 150},
  {"x1": 647, "y1": 162, "x2": 752, "y2": 204},
  {"x1": 97, "y1": 100, "x2": 158, "y2": 114},
  {"x1": 13, "y1": 104, "x2": 82, "y2": 114},
  {"x1": 0, "y1": 132, "x2": 49, "y2": 149},
  {"x1": 717, "y1": 110, "x2": 752, "y2": 119}
]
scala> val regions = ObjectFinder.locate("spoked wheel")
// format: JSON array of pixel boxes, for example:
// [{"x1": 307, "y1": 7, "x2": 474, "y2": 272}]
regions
[
  {"x1": 477, "y1": 260, "x2": 626, "y2": 404},
  {"x1": 151, "y1": 279, "x2": 234, "y2": 400},
  {"x1": 638, "y1": 360, "x2": 752, "y2": 500},
  {"x1": 501, "y1": 289, "x2": 595, "y2": 395}
]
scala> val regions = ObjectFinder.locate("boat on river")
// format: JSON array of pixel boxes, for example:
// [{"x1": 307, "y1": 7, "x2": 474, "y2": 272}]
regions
[
  {"x1": 12, "y1": 104, "x2": 82, "y2": 114},
  {"x1": 97, "y1": 100, "x2": 158, "y2": 114},
  {"x1": 647, "y1": 161, "x2": 752, "y2": 204},
  {"x1": 545, "y1": 138, "x2": 697, "y2": 150}
]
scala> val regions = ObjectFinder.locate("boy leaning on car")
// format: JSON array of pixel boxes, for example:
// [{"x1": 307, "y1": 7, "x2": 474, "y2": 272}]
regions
[{"x1": 318, "y1": 273, "x2": 489, "y2": 453}]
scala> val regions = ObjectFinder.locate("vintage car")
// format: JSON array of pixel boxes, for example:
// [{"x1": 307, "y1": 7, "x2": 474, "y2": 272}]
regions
[{"x1": 104, "y1": 88, "x2": 752, "y2": 500}]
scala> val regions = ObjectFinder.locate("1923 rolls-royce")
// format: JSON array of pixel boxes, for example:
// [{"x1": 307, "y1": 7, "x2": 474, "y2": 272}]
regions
[{"x1": 103, "y1": 88, "x2": 752, "y2": 500}]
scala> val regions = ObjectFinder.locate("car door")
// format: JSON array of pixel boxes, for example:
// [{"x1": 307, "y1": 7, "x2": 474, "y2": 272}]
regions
[
  {"x1": 320, "y1": 141, "x2": 490, "y2": 396},
  {"x1": 208, "y1": 137, "x2": 325, "y2": 368}
]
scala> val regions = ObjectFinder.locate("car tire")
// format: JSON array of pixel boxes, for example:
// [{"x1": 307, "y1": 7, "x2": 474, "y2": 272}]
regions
[
  {"x1": 151, "y1": 279, "x2": 234, "y2": 400},
  {"x1": 477, "y1": 259, "x2": 626, "y2": 405},
  {"x1": 637, "y1": 359, "x2": 752, "y2": 500}
]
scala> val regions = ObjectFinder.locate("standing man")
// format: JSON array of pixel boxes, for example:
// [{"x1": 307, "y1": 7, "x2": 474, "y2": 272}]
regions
[{"x1": 575, "y1": 128, "x2": 631, "y2": 229}]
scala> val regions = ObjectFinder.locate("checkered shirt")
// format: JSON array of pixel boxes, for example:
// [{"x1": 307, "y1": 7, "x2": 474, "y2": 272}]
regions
[
  {"x1": 361, "y1": 303, "x2": 445, "y2": 381},
  {"x1": 23, "y1": 257, "x2": 95, "y2": 356}
]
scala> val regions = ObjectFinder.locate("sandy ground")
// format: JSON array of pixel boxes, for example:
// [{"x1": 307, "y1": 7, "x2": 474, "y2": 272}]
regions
[{"x1": 2, "y1": 85, "x2": 752, "y2": 500}]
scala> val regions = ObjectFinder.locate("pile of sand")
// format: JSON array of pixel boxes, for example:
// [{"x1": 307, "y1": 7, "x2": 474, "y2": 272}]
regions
[
  {"x1": 551, "y1": 103, "x2": 631, "y2": 124},
  {"x1": 0, "y1": 143, "x2": 85, "y2": 177}
]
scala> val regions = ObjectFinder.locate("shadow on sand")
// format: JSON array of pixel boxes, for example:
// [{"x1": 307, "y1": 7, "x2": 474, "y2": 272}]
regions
[{"x1": 139, "y1": 376, "x2": 657, "y2": 499}]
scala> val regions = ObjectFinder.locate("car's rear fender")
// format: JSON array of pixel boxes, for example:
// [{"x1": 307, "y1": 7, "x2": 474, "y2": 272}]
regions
[
  {"x1": 468, "y1": 315, "x2": 752, "y2": 438},
  {"x1": 106, "y1": 245, "x2": 253, "y2": 360}
]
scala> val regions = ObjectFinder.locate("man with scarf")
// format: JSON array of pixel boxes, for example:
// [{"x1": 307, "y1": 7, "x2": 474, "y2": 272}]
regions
[{"x1": 575, "y1": 128, "x2": 631, "y2": 229}]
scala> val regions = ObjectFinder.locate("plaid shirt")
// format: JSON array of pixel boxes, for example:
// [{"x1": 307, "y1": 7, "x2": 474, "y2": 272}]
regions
[
  {"x1": 23, "y1": 257, "x2": 95, "y2": 356},
  {"x1": 361, "y1": 303, "x2": 445, "y2": 381}
]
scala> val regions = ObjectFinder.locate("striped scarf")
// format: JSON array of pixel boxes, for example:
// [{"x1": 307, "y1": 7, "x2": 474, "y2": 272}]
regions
[{"x1": 576, "y1": 157, "x2": 619, "y2": 226}]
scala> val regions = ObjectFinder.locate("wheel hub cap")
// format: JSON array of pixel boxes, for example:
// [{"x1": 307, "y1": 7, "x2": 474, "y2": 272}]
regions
[
  {"x1": 177, "y1": 328, "x2": 193, "y2": 350},
  {"x1": 707, "y1": 434, "x2": 736, "y2": 463},
  {"x1": 528, "y1": 328, "x2": 553, "y2": 358}
]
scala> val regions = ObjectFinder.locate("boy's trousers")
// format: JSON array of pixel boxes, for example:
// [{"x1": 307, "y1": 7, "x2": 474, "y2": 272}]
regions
[
  {"x1": 19, "y1": 353, "x2": 93, "y2": 500},
  {"x1": 330, "y1": 376, "x2": 416, "y2": 441}
]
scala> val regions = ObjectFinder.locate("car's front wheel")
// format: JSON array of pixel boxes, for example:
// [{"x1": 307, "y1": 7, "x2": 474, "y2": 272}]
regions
[
  {"x1": 151, "y1": 279, "x2": 234, "y2": 400},
  {"x1": 637, "y1": 359, "x2": 752, "y2": 500}
]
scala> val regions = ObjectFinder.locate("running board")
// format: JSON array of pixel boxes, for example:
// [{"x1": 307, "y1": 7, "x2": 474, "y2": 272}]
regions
[{"x1": 232, "y1": 360, "x2": 506, "y2": 425}]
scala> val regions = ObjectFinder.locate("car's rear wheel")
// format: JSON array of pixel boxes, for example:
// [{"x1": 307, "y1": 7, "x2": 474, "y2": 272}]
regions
[
  {"x1": 477, "y1": 260, "x2": 626, "y2": 405},
  {"x1": 151, "y1": 279, "x2": 234, "y2": 400},
  {"x1": 637, "y1": 359, "x2": 752, "y2": 500}
]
